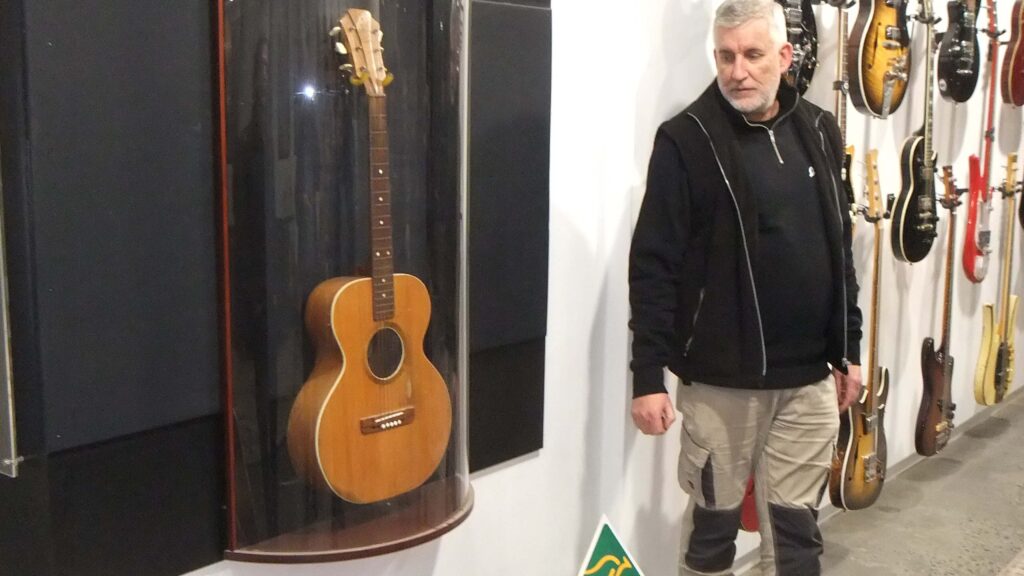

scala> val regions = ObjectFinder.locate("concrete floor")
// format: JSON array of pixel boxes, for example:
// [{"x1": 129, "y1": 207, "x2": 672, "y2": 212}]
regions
[{"x1": 816, "y1": 391, "x2": 1024, "y2": 575}]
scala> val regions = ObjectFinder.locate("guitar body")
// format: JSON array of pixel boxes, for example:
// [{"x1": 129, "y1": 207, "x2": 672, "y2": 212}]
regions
[
  {"x1": 962, "y1": 155, "x2": 992, "y2": 282},
  {"x1": 848, "y1": 0, "x2": 911, "y2": 116},
  {"x1": 779, "y1": 0, "x2": 819, "y2": 94},
  {"x1": 892, "y1": 135, "x2": 938, "y2": 262},
  {"x1": 831, "y1": 365, "x2": 889, "y2": 510},
  {"x1": 287, "y1": 273, "x2": 453, "y2": 503},
  {"x1": 994, "y1": 296, "x2": 1019, "y2": 402},
  {"x1": 975, "y1": 303, "x2": 998, "y2": 404},
  {"x1": 1001, "y1": 0, "x2": 1024, "y2": 105},
  {"x1": 937, "y1": 0, "x2": 981, "y2": 102},
  {"x1": 916, "y1": 338, "x2": 954, "y2": 456}
]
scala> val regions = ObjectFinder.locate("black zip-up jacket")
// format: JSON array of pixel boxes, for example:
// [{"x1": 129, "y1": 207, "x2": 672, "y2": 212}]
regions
[{"x1": 629, "y1": 80, "x2": 862, "y2": 398}]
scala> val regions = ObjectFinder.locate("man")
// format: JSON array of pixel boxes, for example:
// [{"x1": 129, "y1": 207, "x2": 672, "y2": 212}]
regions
[{"x1": 627, "y1": 1, "x2": 863, "y2": 574}]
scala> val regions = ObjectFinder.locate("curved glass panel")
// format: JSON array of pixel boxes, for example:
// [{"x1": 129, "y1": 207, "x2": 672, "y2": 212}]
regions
[{"x1": 218, "y1": 0, "x2": 470, "y2": 559}]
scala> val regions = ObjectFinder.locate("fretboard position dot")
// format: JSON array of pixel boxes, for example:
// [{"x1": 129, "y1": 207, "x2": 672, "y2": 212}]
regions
[
  {"x1": 378, "y1": 169, "x2": 384, "y2": 175},
  {"x1": 378, "y1": 219, "x2": 384, "y2": 225}
]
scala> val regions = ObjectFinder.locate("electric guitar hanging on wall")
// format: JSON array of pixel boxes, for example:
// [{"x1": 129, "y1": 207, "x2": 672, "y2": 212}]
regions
[
  {"x1": 892, "y1": 0, "x2": 940, "y2": 263},
  {"x1": 830, "y1": 149, "x2": 889, "y2": 510},
  {"x1": 1001, "y1": 0, "x2": 1024, "y2": 105},
  {"x1": 833, "y1": 0, "x2": 858, "y2": 216},
  {"x1": 777, "y1": 0, "x2": 819, "y2": 94},
  {"x1": 916, "y1": 166, "x2": 960, "y2": 456},
  {"x1": 975, "y1": 154, "x2": 1020, "y2": 406},
  {"x1": 963, "y1": 0, "x2": 999, "y2": 283},
  {"x1": 937, "y1": 0, "x2": 981, "y2": 102},
  {"x1": 848, "y1": 0, "x2": 911, "y2": 117},
  {"x1": 286, "y1": 9, "x2": 453, "y2": 504}
]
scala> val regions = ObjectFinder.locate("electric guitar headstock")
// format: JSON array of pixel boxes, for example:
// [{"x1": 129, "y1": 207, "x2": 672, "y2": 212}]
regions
[
  {"x1": 331, "y1": 9, "x2": 393, "y2": 96},
  {"x1": 1002, "y1": 153, "x2": 1018, "y2": 198},
  {"x1": 865, "y1": 149, "x2": 883, "y2": 223},
  {"x1": 941, "y1": 165, "x2": 960, "y2": 211}
]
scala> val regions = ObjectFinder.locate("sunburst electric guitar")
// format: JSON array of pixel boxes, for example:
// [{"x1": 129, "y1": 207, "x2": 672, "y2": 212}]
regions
[
  {"x1": 848, "y1": 0, "x2": 911, "y2": 118},
  {"x1": 916, "y1": 166, "x2": 960, "y2": 456},
  {"x1": 830, "y1": 149, "x2": 889, "y2": 510},
  {"x1": 286, "y1": 9, "x2": 453, "y2": 504},
  {"x1": 975, "y1": 154, "x2": 1020, "y2": 406}
]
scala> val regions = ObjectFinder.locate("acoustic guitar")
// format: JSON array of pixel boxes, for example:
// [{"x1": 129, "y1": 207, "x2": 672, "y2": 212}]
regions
[
  {"x1": 916, "y1": 166, "x2": 960, "y2": 456},
  {"x1": 777, "y1": 0, "x2": 819, "y2": 94},
  {"x1": 892, "y1": 0, "x2": 939, "y2": 263},
  {"x1": 1001, "y1": 0, "x2": 1024, "y2": 105},
  {"x1": 830, "y1": 150, "x2": 889, "y2": 510},
  {"x1": 937, "y1": 0, "x2": 981, "y2": 102},
  {"x1": 848, "y1": 0, "x2": 911, "y2": 118},
  {"x1": 963, "y1": 0, "x2": 999, "y2": 283},
  {"x1": 975, "y1": 154, "x2": 1020, "y2": 405},
  {"x1": 286, "y1": 9, "x2": 452, "y2": 504}
]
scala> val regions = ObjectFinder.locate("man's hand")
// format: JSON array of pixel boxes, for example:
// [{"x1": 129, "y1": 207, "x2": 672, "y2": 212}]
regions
[
  {"x1": 833, "y1": 364, "x2": 863, "y2": 412},
  {"x1": 631, "y1": 393, "x2": 676, "y2": 435}
]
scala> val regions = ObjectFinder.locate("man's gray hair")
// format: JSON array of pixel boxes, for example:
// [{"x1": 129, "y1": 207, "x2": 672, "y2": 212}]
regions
[{"x1": 714, "y1": 0, "x2": 789, "y2": 48}]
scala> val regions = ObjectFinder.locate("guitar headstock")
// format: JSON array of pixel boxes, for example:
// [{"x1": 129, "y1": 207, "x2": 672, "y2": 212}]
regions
[
  {"x1": 865, "y1": 149, "x2": 882, "y2": 221},
  {"x1": 1002, "y1": 153, "x2": 1019, "y2": 198},
  {"x1": 941, "y1": 165, "x2": 959, "y2": 210},
  {"x1": 330, "y1": 9, "x2": 393, "y2": 96}
]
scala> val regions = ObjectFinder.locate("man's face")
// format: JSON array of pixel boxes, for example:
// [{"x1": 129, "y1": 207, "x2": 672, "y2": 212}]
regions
[{"x1": 713, "y1": 18, "x2": 793, "y2": 119}]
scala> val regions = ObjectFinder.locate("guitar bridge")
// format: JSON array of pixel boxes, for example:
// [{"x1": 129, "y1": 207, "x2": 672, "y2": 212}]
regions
[
  {"x1": 862, "y1": 453, "x2": 880, "y2": 482},
  {"x1": 360, "y1": 406, "x2": 416, "y2": 435}
]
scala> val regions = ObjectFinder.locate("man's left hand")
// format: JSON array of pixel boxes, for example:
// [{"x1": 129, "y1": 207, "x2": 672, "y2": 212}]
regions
[{"x1": 833, "y1": 364, "x2": 863, "y2": 412}]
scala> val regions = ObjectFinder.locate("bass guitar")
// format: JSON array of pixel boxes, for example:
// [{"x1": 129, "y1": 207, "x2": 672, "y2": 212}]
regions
[
  {"x1": 892, "y1": 0, "x2": 940, "y2": 263},
  {"x1": 917, "y1": 166, "x2": 960, "y2": 456},
  {"x1": 777, "y1": 0, "x2": 819, "y2": 94},
  {"x1": 937, "y1": 0, "x2": 981, "y2": 102},
  {"x1": 286, "y1": 9, "x2": 453, "y2": 504},
  {"x1": 963, "y1": 0, "x2": 999, "y2": 283},
  {"x1": 830, "y1": 149, "x2": 889, "y2": 510},
  {"x1": 1002, "y1": 0, "x2": 1024, "y2": 105},
  {"x1": 848, "y1": 0, "x2": 911, "y2": 117},
  {"x1": 975, "y1": 154, "x2": 1020, "y2": 405}
]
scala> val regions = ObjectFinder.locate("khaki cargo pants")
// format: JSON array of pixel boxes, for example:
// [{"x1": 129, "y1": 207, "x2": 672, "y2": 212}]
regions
[{"x1": 676, "y1": 378, "x2": 839, "y2": 576}]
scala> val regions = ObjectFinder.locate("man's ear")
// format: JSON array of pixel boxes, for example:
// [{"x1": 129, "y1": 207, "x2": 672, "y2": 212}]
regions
[{"x1": 779, "y1": 42, "x2": 794, "y2": 73}]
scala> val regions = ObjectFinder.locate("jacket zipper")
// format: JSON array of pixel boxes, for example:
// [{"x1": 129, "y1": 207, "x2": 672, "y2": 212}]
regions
[
  {"x1": 688, "y1": 113, "x2": 768, "y2": 377},
  {"x1": 683, "y1": 287, "x2": 706, "y2": 356},
  {"x1": 742, "y1": 118, "x2": 786, "y2": 164},
  {"x1": 814, "y1": 112, "x2": 851, "y2": 369}
]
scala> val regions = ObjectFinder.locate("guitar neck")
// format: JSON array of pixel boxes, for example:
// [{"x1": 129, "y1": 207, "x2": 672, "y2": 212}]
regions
[
  {"x1": 982, "y1": 0, "x2": 999, "y2": 189},
  {"x1": 940, "y1": 204, "x2": 957, "y2": 352},
  {"x1": 1001, "y1": 192, "x2": 1017, "y2": 337},
  {"x1": 836, "y1": 6, "x2": 848, "y2": 145},
  {"x1": 368, "y1": 95, "x2": 396, "y2": 321},
  {"x1": 923, "y1": 2, "x2": 937, "y2": 173}
]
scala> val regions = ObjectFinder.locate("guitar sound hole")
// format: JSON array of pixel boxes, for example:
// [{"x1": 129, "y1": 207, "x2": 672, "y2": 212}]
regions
[{"x1": 367, "y1": 327, "x2": 404, "y2": 381}]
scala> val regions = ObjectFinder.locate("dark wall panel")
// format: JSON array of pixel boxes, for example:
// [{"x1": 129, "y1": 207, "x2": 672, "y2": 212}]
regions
[
  {"x1": 23, "y1": 0, "x2": 220, "y2": 452},
  {"x1": 469, "y1": 1, "x2": 551, "y2": 471}
]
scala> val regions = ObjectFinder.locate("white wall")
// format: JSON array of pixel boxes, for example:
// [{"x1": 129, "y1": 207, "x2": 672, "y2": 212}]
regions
[{"x1": 187, "y1": 1, "x2": 1024, "y2": 574}]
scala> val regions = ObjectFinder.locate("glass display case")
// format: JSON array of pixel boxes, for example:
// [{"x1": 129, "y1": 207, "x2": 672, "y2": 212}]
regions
[{"x1": 216, "y1": 0, "x2": 471, "y2": 560}]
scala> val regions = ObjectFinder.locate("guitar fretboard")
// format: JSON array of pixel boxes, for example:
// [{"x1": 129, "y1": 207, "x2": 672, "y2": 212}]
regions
[{"x1": 368, "y1": 95, "x2": 395, "y2": 321}]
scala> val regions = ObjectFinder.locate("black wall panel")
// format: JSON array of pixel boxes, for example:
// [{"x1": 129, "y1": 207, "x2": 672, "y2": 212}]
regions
[
  {"x1": 469, "y1": 0, "x2": 551, "y2": 471},
  {"x1": 23, "y1": 0, "x2": 220, "y2": 452}
]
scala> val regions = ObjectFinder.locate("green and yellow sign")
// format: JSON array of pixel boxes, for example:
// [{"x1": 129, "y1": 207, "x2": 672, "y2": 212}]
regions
[{"x1": 577, "y1": 517, "x2": 644, "y2": 576}]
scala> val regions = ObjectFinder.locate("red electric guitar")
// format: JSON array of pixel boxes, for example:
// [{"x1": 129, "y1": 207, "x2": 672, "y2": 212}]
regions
[{"x1": 963, "y1": 0, "x2": 999, "y2": 283}]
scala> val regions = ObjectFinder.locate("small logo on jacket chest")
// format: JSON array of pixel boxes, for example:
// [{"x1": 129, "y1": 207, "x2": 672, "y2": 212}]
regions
[{"x1": 808, "y1": 166, "x2": 815, "y2": 178}]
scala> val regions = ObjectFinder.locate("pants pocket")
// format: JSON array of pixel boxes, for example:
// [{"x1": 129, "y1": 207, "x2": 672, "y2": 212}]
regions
[{"x1": 679, "y1": 425, "x2": 715, "y2": 508}]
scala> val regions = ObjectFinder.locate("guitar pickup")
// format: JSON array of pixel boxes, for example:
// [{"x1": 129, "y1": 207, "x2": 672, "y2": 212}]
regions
[
  {"x1": 861, "y1": 413, "x2": 878, "y2": 433},
  {"x1": 886, "y1": 27, "x2": 902, "y2": 42},
  {"x1": 863, "y1": 453, "x2": 879, "y2": 482},
  {"x1": 360, "y1": 406, "x2": 416, "y2": 435}
]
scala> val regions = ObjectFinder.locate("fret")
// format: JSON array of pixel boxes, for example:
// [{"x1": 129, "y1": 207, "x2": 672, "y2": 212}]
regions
[{"x1": 367, "y1": 93, "x2": 395, "y2": 322}]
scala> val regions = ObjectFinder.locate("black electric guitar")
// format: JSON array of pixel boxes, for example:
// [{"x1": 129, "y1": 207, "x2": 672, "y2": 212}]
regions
[
  {"x1": 830, "y1": 149, "x2": 889, "y2": 510},
  {"x1": 777, "y1": 0, "x2": 819, "y2": 94},
  {"x1": 938, "y1": 0, "x2": 981, "y2": 102},
  {"x1": 834, "y1": 0, "x2": 857, "y2": 214},
  {"x1": 916, "y1": 166, "x2": 960, "y2": 456},
  {"x1": 892, "y1": 0, "x2": 940, "y2": 263}
]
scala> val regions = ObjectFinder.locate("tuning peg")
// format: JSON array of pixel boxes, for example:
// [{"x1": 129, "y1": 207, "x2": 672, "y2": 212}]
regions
[
  {"x1": 339, "y1": 63, "x2": 354, "y2": 73},
  {"x1": 329, "y1": 26, "x2": 342, "y2": 37},
  {"x1": 335, "y1": 42, "x2": 348, "y2": 56},
  {"x1": 383, "y1": 71, "x2": 395, "y2": 87}
]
